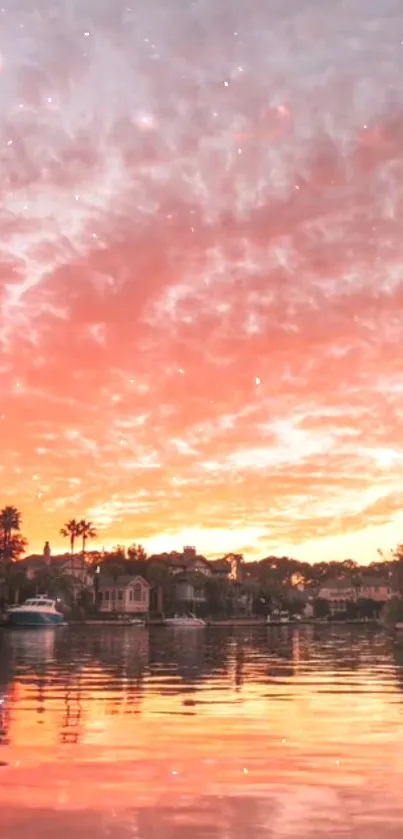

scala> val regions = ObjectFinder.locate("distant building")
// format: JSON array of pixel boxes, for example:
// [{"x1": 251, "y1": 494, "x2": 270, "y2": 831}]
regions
[
  {"x1": 97, "y1": 574, "x2": 150, "y2": 616},
  {"x1": 19, "y1": 543, "x2": 92, "y2": 595},
  {"x1": 19, "y1": 555, "x2": 47, "y2": 580},
  {"x1": 358, "y1": 577, "x2": 394, "y2": 602},
  {"x1": 209, "y1": 558, "x2": 232, "y2": 578},
  {"x1": 173, "y1": 572, "x2": 207, "y2": 611},
  {"x1": 317, "y1": 578, "x2": 358, "y2": 614},
  {"x1": 148, "y1": 546, "x2": 213, "y2": 576}
]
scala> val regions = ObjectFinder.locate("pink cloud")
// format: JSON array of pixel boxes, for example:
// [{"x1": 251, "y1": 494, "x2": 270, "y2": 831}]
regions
[{"x1": 1, "y1": 1, "x2": 403, "y2": 562}]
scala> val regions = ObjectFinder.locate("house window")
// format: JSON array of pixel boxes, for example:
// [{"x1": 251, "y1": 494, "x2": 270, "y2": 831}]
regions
[
  {"x1": 99, "y1": 592, "x2": 103, "y2": 602},
  {"x1": 104, "y1": 591, "x2": 110, "y2": 601},
  {"x1": 129, "y1": 589, "x2": 133, "y2": 601},
  {"x1": 118, "y1": 591, "x2": 123, "y2": 601},
  {"x1": 133, "y1": 583, "x2": 143, "y2": 602},
  {"x1": 111, "y1": 590, "x2": 116, "y2": 601}
]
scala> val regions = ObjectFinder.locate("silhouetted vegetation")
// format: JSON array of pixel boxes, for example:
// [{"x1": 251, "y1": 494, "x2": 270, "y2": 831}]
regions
[
  {"x1": 381, "y1": 597, "x2": 403, "y2": 627},
  {"x1": 2, "y1": 504, "x2": 403, "y2": 622}
]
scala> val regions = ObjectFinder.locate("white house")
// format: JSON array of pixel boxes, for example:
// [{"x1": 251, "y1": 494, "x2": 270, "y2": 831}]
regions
[
  {"x1": 19, "y1": 542, "x2": 93, "y2": 597},
  {"x1": 97, "y1": 574, "x2": 150, "y2": 615},
  {"x1": 317, "y1": 579, "x2": 357, "y2": 614}
]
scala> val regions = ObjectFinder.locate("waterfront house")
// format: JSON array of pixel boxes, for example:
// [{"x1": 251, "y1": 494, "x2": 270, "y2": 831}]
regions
[
  {"x1": 19, "y1": 543, "x2": 92, "y2": 595},
  {"x1": 50, "y1": 555, "x2": 92, "y2": 587},
  {"x1": 358, "y1": 576, "x2": 394, "y2": 602},
  {"x1": 19, "y1": 555, "x2": 47, "y2": 580},
  {"x1": 317, "y1": 578, "x2": 358, "y2": 614},
  {"x1": 149, "y1": 546, "x2": 212, "y2": 577},
  {"x1": 171, "y1": 566, "x2": 250, "y2": 616},
  {"x1": 209, "y1": 558, "x2": 232, "y2": 578},
  {"x1": 173, "y1": 572, "x2": 207, "y2": 611},
  {"x1": 97, "y1": 574, "x2": 150, "y2": 615}
]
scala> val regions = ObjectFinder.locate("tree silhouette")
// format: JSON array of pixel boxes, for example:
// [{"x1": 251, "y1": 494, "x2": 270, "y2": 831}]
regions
[
  {"x1": 127, "y1": 543, "x2": 147, "y2": 560},
  {"x1": 78, "y1": 519, "x2": 97, "y2": 553},
  {"x1": 0, "y1": 560, "x2": 27, "y2": 604},
  {"x1": 0, "y1": 506, "x2": 26, "y2": 562},
  {"x1": 35, "y1": 566, "x2": 75, "y2": 605},
  {"x1": 60, "y1": 519, "x2": 81, "y2": 553},
  {"x1": 0, "y1": 505, "x2": 21, "y2": 549}
]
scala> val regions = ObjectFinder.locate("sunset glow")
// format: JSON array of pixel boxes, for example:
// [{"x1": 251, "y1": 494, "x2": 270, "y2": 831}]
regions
[
  {"x1": 2, "y1": 627, "x2": 403, "y2": 823},
  {"x1": 2, "y1": 1, "x2": 403, "y2": 562}
]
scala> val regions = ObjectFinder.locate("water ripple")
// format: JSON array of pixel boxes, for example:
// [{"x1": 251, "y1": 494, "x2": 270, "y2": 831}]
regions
[{"x1": 1, "y1": 625, "x2": 403, "y2": 837}]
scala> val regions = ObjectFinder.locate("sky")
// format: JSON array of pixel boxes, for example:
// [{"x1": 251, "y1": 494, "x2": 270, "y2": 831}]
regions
[{"x1": 1, "y1": 0, "x2": 403, "y2": 563}]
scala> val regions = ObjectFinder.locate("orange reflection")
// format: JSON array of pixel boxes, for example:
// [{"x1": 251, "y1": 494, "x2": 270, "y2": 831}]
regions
[{"x1": 1, "y1": 626, "x2": 403, "y2": 837}]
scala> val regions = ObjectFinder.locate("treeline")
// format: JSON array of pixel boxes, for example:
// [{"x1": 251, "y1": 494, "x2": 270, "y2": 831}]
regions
[{"x1": 2, "y1": 505, "x2": 403, "y2": 594}]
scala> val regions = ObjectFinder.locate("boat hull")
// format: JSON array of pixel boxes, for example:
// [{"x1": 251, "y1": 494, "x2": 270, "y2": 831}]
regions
[
  {"x1": 163, "y1": 620, "x2": 206, "y2": 627},
  {"x1": 6, "y1": 610, "x2": 65, "y2": 627}
]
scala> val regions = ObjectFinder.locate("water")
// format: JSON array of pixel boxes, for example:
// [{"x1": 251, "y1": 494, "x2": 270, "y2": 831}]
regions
[{"x1": 1, "y1": 624, "x2": 403, "y2": 838}]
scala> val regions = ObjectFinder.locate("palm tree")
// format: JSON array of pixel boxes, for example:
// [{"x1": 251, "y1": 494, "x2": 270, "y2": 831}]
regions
[
  {"x1": 78, "y1": 520, "x2": 97, "y2": 554},
  {"x1": 0, "y1": 505, "x2": 22, "y2": 558},
  {"x1": 60, "y1": 519, "x2": 81, "y2": 554}
]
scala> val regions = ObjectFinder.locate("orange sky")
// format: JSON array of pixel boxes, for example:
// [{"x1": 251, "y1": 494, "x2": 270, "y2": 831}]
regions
[{"x1": 1, "y1": 2, "x2": 403, "y2": 564}]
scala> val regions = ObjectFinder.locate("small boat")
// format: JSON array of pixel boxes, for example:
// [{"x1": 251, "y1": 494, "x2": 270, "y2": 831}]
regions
[
  {"x1": 267, "y1": 610, "x2": 290, "y2": 625},
  {"x1": 163, "y1": 613, "x2": 206, "y2": 627},
  {"x1": 115, "y1": 615, "x2": 146, "y2": 627},
  {"x1": 5, "y1": 595, "x2": 66, "y2": 627}
]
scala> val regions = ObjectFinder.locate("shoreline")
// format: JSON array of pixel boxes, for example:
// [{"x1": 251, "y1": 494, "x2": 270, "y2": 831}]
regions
[
  {"x1": 61, "y1": 617, "x2": 382, "y2": 628},
  {"x1": 0, "y1": 616, "x2": 383, "y2": 629}
]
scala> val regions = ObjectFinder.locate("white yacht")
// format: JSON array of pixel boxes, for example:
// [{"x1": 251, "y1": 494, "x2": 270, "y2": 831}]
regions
[
  {"x1": 163, "y1": 613, "x2": 206, "y2": 627},
  {"x1": 6, "y1": 595, "x2": 66, "y2": 628}
]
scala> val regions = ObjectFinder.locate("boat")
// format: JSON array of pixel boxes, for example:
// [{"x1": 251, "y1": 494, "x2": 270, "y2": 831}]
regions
[
  {"x1": 116, "y1": 616, "x2": 146, "y2": 627},
  {"x1": 5, "y1": 595, "x2": 66, "y2": 627},
  {"x1": 267, "y1": 610, "x2": 290, "y2": 625},
  {"x1": 163, "y1": 613, "x2": 206, "y2": 627}
]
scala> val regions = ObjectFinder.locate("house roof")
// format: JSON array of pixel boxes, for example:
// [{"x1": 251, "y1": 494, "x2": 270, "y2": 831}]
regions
[
  {"x1": 52, "y1": 555, "x2": 87, "y2": 568},
  {"x1": 19, "y1": 555, "x2": 45, "y2": 568},
  {"x1": 98, "y1": 574, "x2": 150, "y2": 590},
  {"x1": 210, "y1": 559, "x2": 231, "y2": 573},
  {"x1": 320, "y1": 578, "x2": 356, "y2": 591},
  {"x1": 171, "y1": 555, "x2": 210, "y2": 569},
  {"x1": 360, "y1": 576, "x2": 390, "y2": 587},
  {"x1": 148, "y1": 552, "x2": 210, "y2": 571},
  {"x1": 19, "y1": 554, "x2": 88, "y2": 570}
]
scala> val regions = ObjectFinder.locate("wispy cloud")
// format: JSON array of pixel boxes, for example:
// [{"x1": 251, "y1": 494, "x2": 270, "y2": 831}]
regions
[{"x1": 2, "y1": 1, "x2": 403, "y2": 561}]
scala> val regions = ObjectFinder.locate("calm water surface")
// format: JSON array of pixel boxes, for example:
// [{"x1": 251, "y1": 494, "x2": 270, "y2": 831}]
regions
[{"x1": 1, "y1": 624, "x2": 403, "y2": 838}]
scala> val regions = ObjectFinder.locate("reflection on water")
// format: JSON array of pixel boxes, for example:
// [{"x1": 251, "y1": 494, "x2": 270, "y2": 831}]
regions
[{"x1": 1, "y1": 625, "x2": 403, "y2": 837}]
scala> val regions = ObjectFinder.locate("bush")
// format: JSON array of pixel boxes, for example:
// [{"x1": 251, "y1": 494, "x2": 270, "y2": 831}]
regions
[
  {"x1": 356, "y1": 598, "x2": 382, "y2": 619},
  {"x1": 381, "y1": 597, "x2": 403, "y2": 627},
  {"x1": 313, "y1": 598, "x2": 330, "y2": 618}
]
